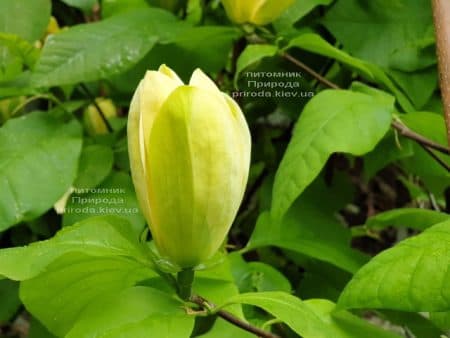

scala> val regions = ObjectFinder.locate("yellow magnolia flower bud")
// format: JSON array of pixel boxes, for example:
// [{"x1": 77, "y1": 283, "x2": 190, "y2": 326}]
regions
[
  {"x1": 128, "y1": 65, "x2": 251, "y2": 268},
  {"x1": 83, "y1": 98, "x2": 117, "y2": 136},
  {"x1": 221, "y1": 0, "x2": 294, "y2": 25}
]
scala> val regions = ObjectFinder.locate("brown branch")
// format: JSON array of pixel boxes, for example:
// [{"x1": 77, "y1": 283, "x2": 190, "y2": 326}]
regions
[
  {"x1": 432, "y1": 0, "x2": 450, "y2": 146},
  {"x1": 190, "y1": 295, "x2": 280, "y2": 338},
  {"x1": 281, "y1": 52, "x2": 340, "y2": 90},
  {"x1": 392, "y1": 120, "x2": 450, "y2": 155}
]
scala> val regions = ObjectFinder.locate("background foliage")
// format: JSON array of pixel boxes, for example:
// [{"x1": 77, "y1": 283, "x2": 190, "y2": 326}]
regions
[{"x1": 0, "y1": 0, "x2": 449, "y2": 337}]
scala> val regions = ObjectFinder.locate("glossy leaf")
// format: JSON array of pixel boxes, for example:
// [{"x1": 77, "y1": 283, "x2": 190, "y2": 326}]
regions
[
  {"x1": 339, "y1": 219, "x2": 450, "y2": 312},
  {"x1": 0, "y1": 112, "x2": 82, "y2": 231},
  {"x1": 271, "y1": 90, "x2": 393, "y2": 220},
  {"x1": 31, "y1": 9, "x2": 185, "y2": 87}
]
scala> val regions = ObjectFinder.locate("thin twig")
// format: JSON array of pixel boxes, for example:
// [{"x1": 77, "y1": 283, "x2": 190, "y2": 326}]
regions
[
  {"x1": 79, "y1": 83, "x2": 113, "y2": 132},
  {"x1": 392, "y1": 120, "x2": 450, "y2": 155},
  {"x1": 190, "y1": 295, "x2": 280, "y2": 338},
  {"x1": 419, "y1": 144, "x2": 450, "y2": 172},
  {"x1": 432, "y1": 0, "x2": 450, "y2": 146},
  {"x1": 281, "y1": 52, "x2": 340, "y2": 90}
]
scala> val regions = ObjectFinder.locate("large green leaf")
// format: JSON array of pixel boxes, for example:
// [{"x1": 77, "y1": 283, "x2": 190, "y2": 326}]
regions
[
  {"x1": 271, "y1": 89, "x2": 393, "y2": 220},
  {"x1": 365, "y1": 208, "x2": 450, "y2": 231},
  {"x1": 0, "y1": 0, "x2": 51, "y2": 42},
  {"x1": 220, "y1": 292, "x2": 400, "y2": 338},
  {"x1": 21, "y1": 252, "x2": 157, "y2": 336},
  {"x1": 322, "y1": 0, "x2": 434, "y2": 70},
  {"x1": 0, "y1": 111, "x2": 82, "y2": 231},
  {"x1": 0, "y1": 216, "x2": 152, "y2": 281},
  {"x1": 60, "y1": 0, "x2": 97, "y2": 11},
  {"x1": 338, "y1": 219, "x2": 450, "y2": 312},
  {"x1": 65, "y1": 286, "x2": 194, "y2": 338},
  {"x1": 31, "y1": 9, "x2": 185, "y2": 87},
  {"x1": 284, "y1": 33, "x2": 414, "y2": 112}
]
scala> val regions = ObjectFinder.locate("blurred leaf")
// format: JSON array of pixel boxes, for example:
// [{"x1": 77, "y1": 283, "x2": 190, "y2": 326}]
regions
[
  {"x1": 429, "y1": 311, "x2": 450, "y2": 331},
  {"x1": 65, "y1": 286, "x2": 194, "y2": 338},
  {"x1": 102, "y1": 0, "x2": 149, "y2": 18},
  {"x1": 338, "y1": 219, "x2": 450, "y2": 312},
  {"x1": 250, "y1": 177, "x2": 368, "y2": 273},
  {"x1": 0, "y1": 279, "x2": 20, "y2": 323},
  {"x1": 322, "y1": 0, "x2": 434, "y2": 70},
  {"x1": 63, "y1": 172, "x2": 145, "y2": 234},
  {"x1": 365, "y1": 208, "x2": 450, "y2": 231},
  {"x1": 0, "y1": 0, "x2": 51, "y2": 42},
  {"x1": 235, "y1": 44, "x2": 278, "y2": 87},
  {"x1": 229, "y1": 252, "x2": 291, "y2": 293},
  {"x1": 274, "y1": 0, "x2": 333, "y2": 32},
  {"x1": 74, "y1": 144, "x2": 114, "y2": 189},
  {"x1": 271, "y1": 89, "x2": 393, "y2": 221},
  {"x1": 0, "y1": 111, "x2": 82, "y2": 231},
  {"x1": 31, "y1": 9, "x2": 186, "y2": 87},
  {"x1": 28, "y1": 317, "x2": 57, "y2": 338}
]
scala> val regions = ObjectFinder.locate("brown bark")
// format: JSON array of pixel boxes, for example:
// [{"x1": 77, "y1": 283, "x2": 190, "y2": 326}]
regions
[{"x1": 432, "y1": 0, "x2": 450, "y2": 146}]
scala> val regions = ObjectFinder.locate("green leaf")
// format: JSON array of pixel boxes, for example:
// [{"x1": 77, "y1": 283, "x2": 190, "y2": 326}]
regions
[
  {"x1": 65, "y1": 286, "x2": 194, "y2": 338},
  {"x1": 430, "y1": 311, "x2": 450, "y2": 331},
  {"x1": 322, "y1": 0, "x2": 434, "y2": 70},
  {"x1": 235, "y1": 44, "x2": 278, "y2": 87},
  {"x1": 338, "y1": 219, "x2": 450, "y2": 312},
  {"x1": 62, "y1": 171, "x2": 145, "y2": 233},
  {"x1": 304, "y1": 299, "x2": 401, "y2": 338},
  {"x1": 274, "y1": 0, "x2": 333, "y2": 32},
  {"x1": 221, "y1": 292, "x2": 400, "y2": 338},
  {"x1": 0, "y1": 111, "x2": 82, "y2": 231},
  {"x1": 0, "y1": 0, "x2": 51, "y2": 42},
  {"x1": 0, "y1": 215, "x2": 152, "y2": 281},
  {"x1": 73, "y1": 144, "x2": 114, "y2": 189},
  {"x1": 21, "y1": 252, "x2": 157, "y2": 336},
  {"x1": 365, "y1": 208, "x2": 450, "y2": 231},
  {"x1": 0, "y1": 279, "x2": 20, "y2": 323},
  {"x1": 271, "y1": 89, "x2": 393, "y2": 220},
  {"x1": 284, "y1": 33, "x2": 414, "y2": 112},
  {"x1": 101, "y1": 0, "x2": 150, "y2": 18},
  {"x1": 31, "y1": 9, "x2": 185, "y2": 87}
]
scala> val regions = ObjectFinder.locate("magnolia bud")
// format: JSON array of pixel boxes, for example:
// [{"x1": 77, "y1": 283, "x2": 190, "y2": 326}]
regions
[
  {"x1": 128, "y1": 65, "x2": 251, "y2": 268},
  {"x1": 83, "y1": 98, "x2": 117, "y2": 136},
  {"x1": 221, "y1": 0, "x2": 294, "y2": 25}
]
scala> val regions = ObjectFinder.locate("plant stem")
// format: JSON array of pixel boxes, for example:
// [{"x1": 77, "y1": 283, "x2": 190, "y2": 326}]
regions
[
  {"x1": 177, "y1": 268, "x2": 195, "y2": 301},
  {"x1": 190, "y1": 295, "x2": 280, "y2": 338},
  {"x1": 392, "y1": 120, "x2": 450, "y2": 155},
  {"x1": 281, "y1": 52, "x2": 340, "y2": 90},
  {"x1": 79, "y1": 83, "x2": 113, "y2": 132},
  {"x1": 432, "y1": 0, "x2": 450, "y2": 146}
]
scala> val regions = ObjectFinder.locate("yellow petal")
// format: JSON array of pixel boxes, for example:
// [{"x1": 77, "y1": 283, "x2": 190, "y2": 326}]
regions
[
  {"x1": 147, "y1": 85, "x2": 248, "y2": 268},
  {"x1": 127, "y1": 80, "x2": 152, "y2": 224}
]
